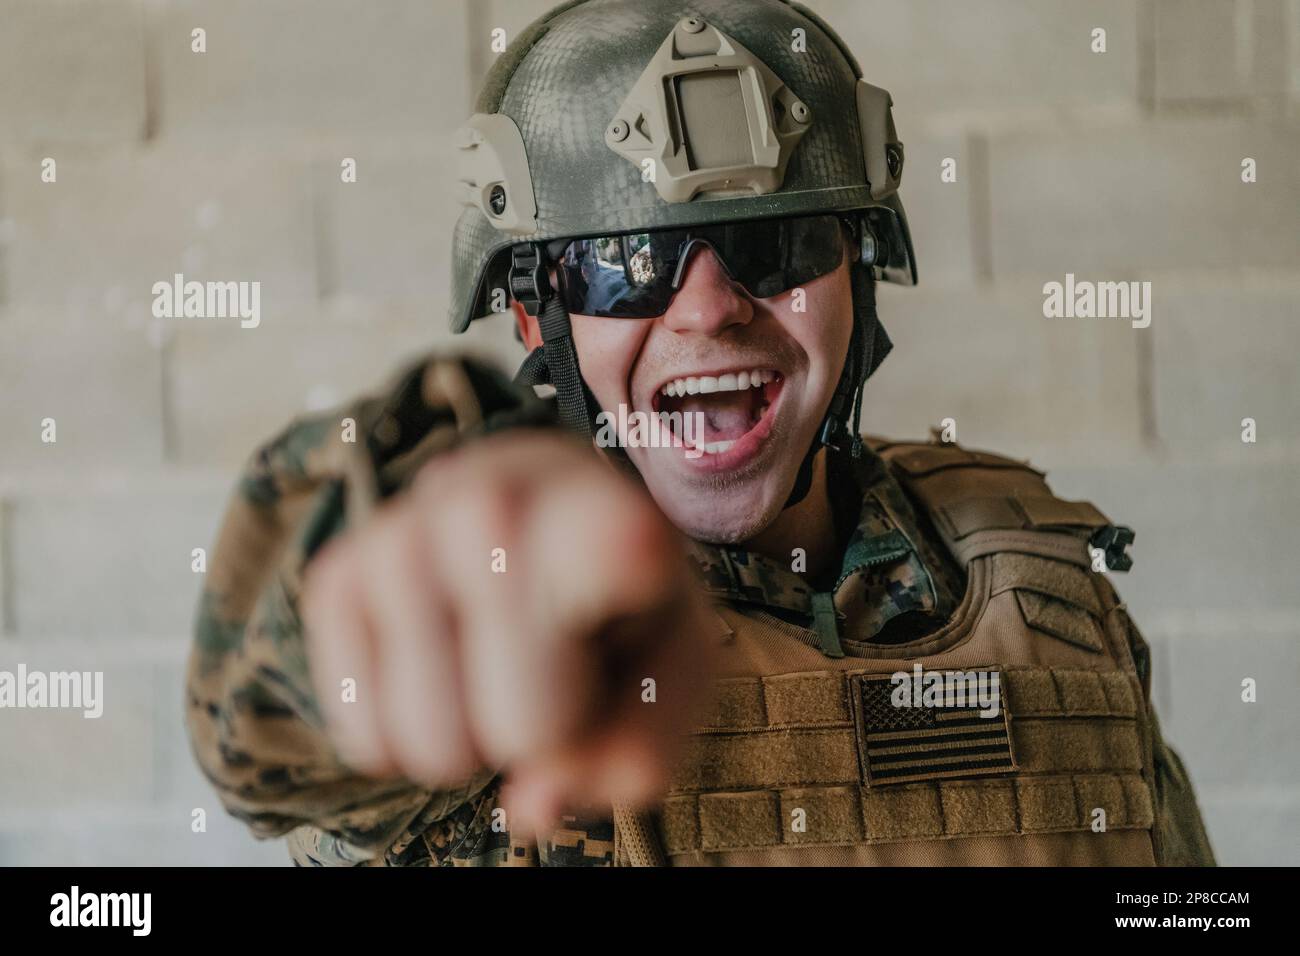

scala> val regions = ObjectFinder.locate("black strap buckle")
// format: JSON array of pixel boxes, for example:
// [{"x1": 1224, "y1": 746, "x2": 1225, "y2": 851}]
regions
[
  {"x1": 508, "y1": 243, "x2": 551, "y2": 316},
  {"x1": 1090, "y1": 525, "x2": 1135, "y2": 572},
  {"x1": 818, "y1": 414, "x2": 846, "y2": 453}
]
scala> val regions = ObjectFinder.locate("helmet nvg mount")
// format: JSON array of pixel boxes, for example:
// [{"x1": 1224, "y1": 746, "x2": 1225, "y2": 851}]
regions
[{"x1": 450, "y1": 0, "x2": 917, "y2": 493}]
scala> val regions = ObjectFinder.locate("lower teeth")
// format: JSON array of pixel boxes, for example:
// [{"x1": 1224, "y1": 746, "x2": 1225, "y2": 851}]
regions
[{"x1": 696, "y1": 440, "x2": 736, "y2": 455}]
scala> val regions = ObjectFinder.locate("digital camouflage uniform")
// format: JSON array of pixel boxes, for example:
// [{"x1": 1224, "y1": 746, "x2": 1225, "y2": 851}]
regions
[
  {"x1": 185, "y1": 356, "x2": 1215, "y2": 867},
  {"x1": 188, "y1": 0, "x2": 1215, "y2": 868}
]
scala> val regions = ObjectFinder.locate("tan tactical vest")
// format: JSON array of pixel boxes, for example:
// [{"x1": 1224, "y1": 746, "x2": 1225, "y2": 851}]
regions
[{"x1": 642, "y1": 438, "x2": 1158, "y2": 866}]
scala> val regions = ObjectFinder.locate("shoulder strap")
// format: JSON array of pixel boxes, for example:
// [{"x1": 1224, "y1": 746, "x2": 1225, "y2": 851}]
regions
[{"x1": 865, "y1": 436, "x2": 1125, "y2": 570}]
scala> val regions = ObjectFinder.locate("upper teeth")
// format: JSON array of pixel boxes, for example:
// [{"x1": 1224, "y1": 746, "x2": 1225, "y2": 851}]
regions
[{"x1": 660, "y1": 369, "x2": 775, "y2": 398}]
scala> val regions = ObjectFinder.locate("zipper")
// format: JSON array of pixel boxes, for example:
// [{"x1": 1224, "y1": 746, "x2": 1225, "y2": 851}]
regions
[
  {"x1": 813, "y1": 529, "x2": 915, "y2": 659},
  {"x1": 832, "y1": 543, "x2": 911, "y2": 592}
]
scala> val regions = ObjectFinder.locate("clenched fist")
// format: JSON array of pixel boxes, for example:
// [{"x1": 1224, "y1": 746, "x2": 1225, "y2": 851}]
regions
[{"x1": 301, "y1": 430, "x2": 715, "y2": 829}]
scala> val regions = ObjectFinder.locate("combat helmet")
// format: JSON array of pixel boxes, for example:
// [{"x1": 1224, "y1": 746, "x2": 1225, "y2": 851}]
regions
[{"x1": 450, "y1": 0, "x2": 917, "y2": 497}]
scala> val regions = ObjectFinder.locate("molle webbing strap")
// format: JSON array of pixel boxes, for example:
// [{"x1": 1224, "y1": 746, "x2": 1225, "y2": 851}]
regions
[
  {"x1": 658, "y1": 667, "x2": 1150, "y2": 852},
  {"x1": 935, "y1": 496, "x2": 1111, "y2": 541},
  {"x1": 659, "y1": 772, "x2": 1154, "y2": 855},
  {"x1": 873, "y1": 441, "x2": 1043, "y2": 478},
  {"x1": 951, "y1": 530, "x2": 1094, "y2": 569},
  {"x1": 697, "y1": 667, "x2": 1139, "y2": 734},
  {"x1": 672, "y1": 718, "x2": 1144, "y2": 792}
]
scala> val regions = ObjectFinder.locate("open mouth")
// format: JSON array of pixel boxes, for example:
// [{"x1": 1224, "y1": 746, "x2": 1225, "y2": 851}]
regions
[{"x1": 652, "y1": 368, "x2": 784, "y2": 459}]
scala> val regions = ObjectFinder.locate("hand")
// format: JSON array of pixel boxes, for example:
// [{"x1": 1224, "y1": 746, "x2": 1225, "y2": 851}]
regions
[{"x1": 301, "y1": 430, "x2": 716, "y2": 830}]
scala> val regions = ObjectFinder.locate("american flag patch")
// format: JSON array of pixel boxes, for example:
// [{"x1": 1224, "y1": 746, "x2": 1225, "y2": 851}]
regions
[{"x1": 850, "y1": 670, "x2": 1016, "y2": 786}]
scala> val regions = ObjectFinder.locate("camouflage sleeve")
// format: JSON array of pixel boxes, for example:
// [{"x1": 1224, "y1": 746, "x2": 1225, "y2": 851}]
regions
[
  {"x1": 185, "y1": 354, "x2": 555, "y2": 864},
  {"x1": 1110, "y1": 590, "x2": 1217, "y2": 866}
]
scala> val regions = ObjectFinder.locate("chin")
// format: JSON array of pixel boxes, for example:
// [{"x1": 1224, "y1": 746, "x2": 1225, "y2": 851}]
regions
[{"x1": 638, "y1": 455, "x2": 796, "y2": 545}]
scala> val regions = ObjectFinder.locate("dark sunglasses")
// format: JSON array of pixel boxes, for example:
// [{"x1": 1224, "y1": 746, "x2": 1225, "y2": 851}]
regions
[{"x1": 547, "y1": 214, "x2": 852, "y2": 319}]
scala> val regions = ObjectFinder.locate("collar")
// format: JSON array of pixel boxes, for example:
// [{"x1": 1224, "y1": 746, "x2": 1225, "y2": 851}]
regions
[{"x1": 686, "y1": 447, "x2": 960, "y2": 649}]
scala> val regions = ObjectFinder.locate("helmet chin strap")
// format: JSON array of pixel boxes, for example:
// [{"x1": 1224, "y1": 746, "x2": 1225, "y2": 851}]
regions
[
  {"x1": 521, "y1": 297, "x2": 603, "y2": 441},
  {"x1": 512, "y1": 249, "x2": 891, "y2": 510},
  {"x1": 783, "y1": 261, "x2": 890, "y2": 509},
  {"x1": 510, "y1": 244, "x2": 602, "y2": 442}
]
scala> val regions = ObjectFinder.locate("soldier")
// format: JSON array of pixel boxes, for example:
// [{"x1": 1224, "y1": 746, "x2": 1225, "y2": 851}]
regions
[{"x1": 186, "y1": 0, "x2": 1215, "y2": 866}]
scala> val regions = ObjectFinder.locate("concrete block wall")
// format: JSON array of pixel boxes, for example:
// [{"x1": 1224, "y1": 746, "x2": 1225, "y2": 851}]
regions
[{"x1": 0, "y1": 0, "x2": 1296, "y2": 865}]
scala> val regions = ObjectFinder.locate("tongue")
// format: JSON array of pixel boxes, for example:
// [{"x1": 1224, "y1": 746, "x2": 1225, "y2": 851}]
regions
[{"x1": 677, "y1": 392, "x2": 755, "y2": 442}]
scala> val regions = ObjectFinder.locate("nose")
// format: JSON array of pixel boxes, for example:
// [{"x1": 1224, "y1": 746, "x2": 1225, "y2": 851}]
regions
[{"x1": 660, "y1": 242, "x2": 754, "y2": 335}]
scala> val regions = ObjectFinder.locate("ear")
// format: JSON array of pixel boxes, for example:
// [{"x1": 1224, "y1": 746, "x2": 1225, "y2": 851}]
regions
[{"x1": 513, "y1": 301, "x2": 543, "y2": 351}]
